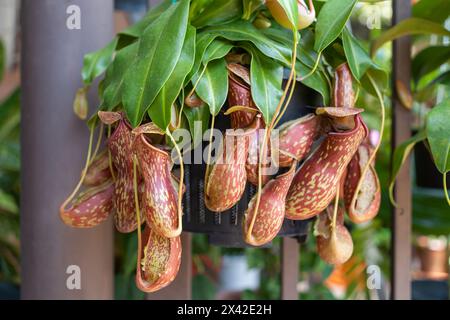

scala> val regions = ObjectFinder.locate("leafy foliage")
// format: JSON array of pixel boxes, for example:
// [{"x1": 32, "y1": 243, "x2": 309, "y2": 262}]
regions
[
  {"x1": 66, "y1": 0, "x2": 450, "y2": 300},
  {"x1": 123, "y1": 0, "x2": 190, "y2": 127},
  {"x1": 314, "y1": 0, "x2": 357, "y2": 53},
  {"x1": 0, "y1": 89, "x2": 20, "y2": 285},
  {"x1": 371, "y1": 18, "x2": 450, "y2": 56}
]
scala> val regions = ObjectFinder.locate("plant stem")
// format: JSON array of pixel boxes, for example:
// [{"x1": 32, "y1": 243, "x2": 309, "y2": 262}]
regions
[
  {"x1": 187, "y1": 64, "x2": 207, "y2": 102},
  {"x1": 245, "y1": 125, "x2": 269, "y2": 242},
  {"x1": 269, "y1": 31, "x2": 299, "y2": 131},
  {"x1": 247, "y1": 29, "x2": 299, "y2": 241},
  {"x1": 331, "y1": 186, "x2": 340, "y2": 231},
  {"x1": 298, "y1": 52, "x2": 321, "y2": 82},
  {"x1": 133, "y1": 155, "x2": 142, "y2": 270},
  {"x1": 444, "y1": 172, "x2": 450, "y2": 206},
  {"x1": 205, "y1": 115, "x2": 216, "y2": 182},
  {"x1": 166, "y1": 129, "x2": 184, "y2": 235},
  {"x1": 350, "y1": 73, "x2": 385, "y2": 212},
  {"x1": 273, "y1": 69, "x2": 297, "y2": 129},
  {"x1": 176, "y1": 102, "x2": 184, "y2": 129},
  {"x1": 88, "y1": 123, "x2": 104, "y2": 166},
  {"x1": 60, "y1": 123, "x2": 96, "y2": 211}
]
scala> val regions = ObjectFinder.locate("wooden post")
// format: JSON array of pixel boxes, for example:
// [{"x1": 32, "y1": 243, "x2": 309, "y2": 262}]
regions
[
  {"x1": 281, "y1": 238, "x2": 299, "y2": 300},
  {"x1": 146, "y1": 233, "x2": 192, "y2": 300},
  {"x1": 391, "y1": 0, "x2": 412, "y2": 300},
  {"x1": 21, "y1": 0, "x2": 115, "y2": 299}
]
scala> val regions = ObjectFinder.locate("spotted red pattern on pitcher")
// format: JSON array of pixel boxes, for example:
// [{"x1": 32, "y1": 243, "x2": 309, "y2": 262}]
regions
[
  {"x1": 344, "y1": 143, "x2": 381, "y2": 223},
  {"x1": 227, "y1": 64, "x2": 258, "y2": 129},
  {"x1": 135, "y1": 227, "x2": 181, "y2": 293},
  {"x1": 60, "y1": 180, "x2": 114, "y2": 228},
  {"x1": 83, "y1": 150, "x2": 112, "y2": 187},
  {"x1": 315, "y1": 207, "x2": 353, "y2": 265},
  {"x1": 277, "y1": 114, "x2": 320, "y2": 167},
  {"x1": 285, "y1": 115, "x2": 367, "y2": 220},
  {"x1": 245, "y1": 117, "x2": 272, "y2": 186},
  {"x1": 243, "y1": 162, "x2": 296, "y2": 246},
  {"x1": 205, "y1": 129, "x2": 250, "y2": 212},
  {"x1": 134, "y1": 133, "x2": 181, "y2": 238},
  {"x1": 106, "y1": 113, "x2": 141, "y2": 233},
  {"x1": 333, "y1": 63, "x2": 354, "y2": 108}
]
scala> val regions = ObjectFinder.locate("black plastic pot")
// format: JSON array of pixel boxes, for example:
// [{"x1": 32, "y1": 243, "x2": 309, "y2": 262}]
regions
[{"x1": 182, "y1": 82, "x2": 320, "y2": 248}]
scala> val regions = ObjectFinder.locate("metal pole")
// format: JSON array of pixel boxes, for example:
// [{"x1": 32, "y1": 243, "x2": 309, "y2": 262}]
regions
[
  {"x1": 21, "y1": 0, "x2": 114, "y2": 299},
  {"x1": 391, "y1": 0, "x2": 412, "y2": 300},
  {"x1": 146, "y1": 233, "x2": 192, "y2": 300},
  {"x1": 281, "y1": 238, "x2": 299, "y2": 300}
]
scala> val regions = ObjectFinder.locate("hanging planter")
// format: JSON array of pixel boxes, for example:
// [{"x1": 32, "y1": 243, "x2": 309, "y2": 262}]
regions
[
  {"x1": 60, "y1": 0, "x2": 388, "y2": 293},
  {"x1": 182, "y1": 85, "x2": 315, "y2": 247}
]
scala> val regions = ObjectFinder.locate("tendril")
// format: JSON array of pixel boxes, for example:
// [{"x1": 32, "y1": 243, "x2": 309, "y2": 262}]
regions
[
  {"x1": 205, "y1": 115, "x2": 216, "y2": 181},
  {"x1": 298, "y1": 52, "x2": 321, "y2": 82},
  {"x1": 59, "y1": 122, "x2": 96, "y2": 213},
  {"x1": 331, "y1": 186, "x2": 340, "y2": 231},
  {"x1": 350, "y1": 74, "x2": 385, "y2": 212},
  {"x1": 246, "y1": 29, "x2": 299, "y2": 241},
  {"x1": 166, "y1": 128, "x2": 184, "y2": 235},
  {"x1": 133, "y1": 155, "x2": 142, "y2": 274},
  {"x1": 444, "y1": 172, "x2": 450, "y2": 206}
]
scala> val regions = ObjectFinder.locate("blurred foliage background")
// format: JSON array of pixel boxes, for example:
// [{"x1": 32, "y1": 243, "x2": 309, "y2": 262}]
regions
[{"x1": 0, "y1": 0, "x2": 449, "y2": 300}]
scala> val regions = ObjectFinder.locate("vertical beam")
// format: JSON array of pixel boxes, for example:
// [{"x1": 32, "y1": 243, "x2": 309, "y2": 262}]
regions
[
  {"x1": 281, "y1": 238, "x2": 299, "y2": 300},
  {"x1": 146, "y1": 233, "x2": 192, "y2": 300},
  {"x1": 21, "y1": 0, "x2": 114, "y2": 299},
  {"x1": 391, "y1": 0, "x2": 412, "y2": 300}
]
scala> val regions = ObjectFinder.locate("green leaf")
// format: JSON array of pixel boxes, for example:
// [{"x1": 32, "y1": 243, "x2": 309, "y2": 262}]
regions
[
  {"x1": 0, "y1": 89, "x2": 20, "y2": 142},
  {"x1": 314, "y1": 0, "x2": 357, "y2": 53},
  {"x1": 412, "y1": 0, "x2": 450, "y2": 24},
  {"x1": 413, "y1": 190, "x2": 450, "y2": 235},
  {"x1": 123, "y1": 0, "x2": 190, "y2": 127},
  {"x1": 430, "y1": 71, "x2": 450, "y2": 87},
  {"x1": 186, "y1": 32, "x2": 217, "y2": 84},
  {"x1": 118, "y1": 0, "x2": 173, "y2": 39},
  {"x1": 101, "y1": 42, "x2": 138, "y2": 110},
  {"x1": 0, "y1": 189, "x2": 18, "y2": 214},
  {"x1": 263, "y1": 28, "x2": 298, "y2": 55},
  {"x1": 148, "y1": 26, "x2": 196, "y2": 130},
  {"x1": 242, "y1": 0, "x2": 265, "y2": 20},
  {"x1": 204, "y1": 20, "x2": 292, "y2": 65},
  {"x1": 81, "y1": 38, "x2": 117, "y2": 85},
  {"x1": 202, "y1": 39, "x2": 233, "y2": 64},
  {"x1": 412, "y1": 46, "x2": 450, "y2": 84},
  {"x1": 192, "y1": 274, "x2": 217, "y2": 300},
  {"x1": 360, "y1": 64, "x2": 388, "y2": 97},
  {"x1": 389, "y1": 130, "x2": 427, "y2": 206},
  {"x1": 323, "y1": 41, "x2": 346, "y2": 69},
  {"x1": 296, "y1": 59, "x2": 330, "y2": 106},
  {"x1": 183, "y1": 102, "x2": 210, "y2": 147},
  {"x1": 191, "y1": 0, "x2": 242, "y2": 28},
  {"x1": 342, "y1": 28, "x2": 373, "y2": 80},
  {"x1": 240, "y1": 43, "x2": 284, "y2": 123},
  {"x1": 426, "y1": 101, "x2": 450, "y2": 174},
  {"x1": 191, "y1": 58, "x2": 228, "y2": 116},
  {"x1": 276, "y1": 0, "x2": 299, "y2": 30},
  {"x1": 297, "y1": 29, "x2": 321, "y2": 69},
  {"x1": 371, "y1": 18, "x2": 450, "y2": 56},
  {"x1": 116, "y1": 1, "x2": 173, "y2": 50}
]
